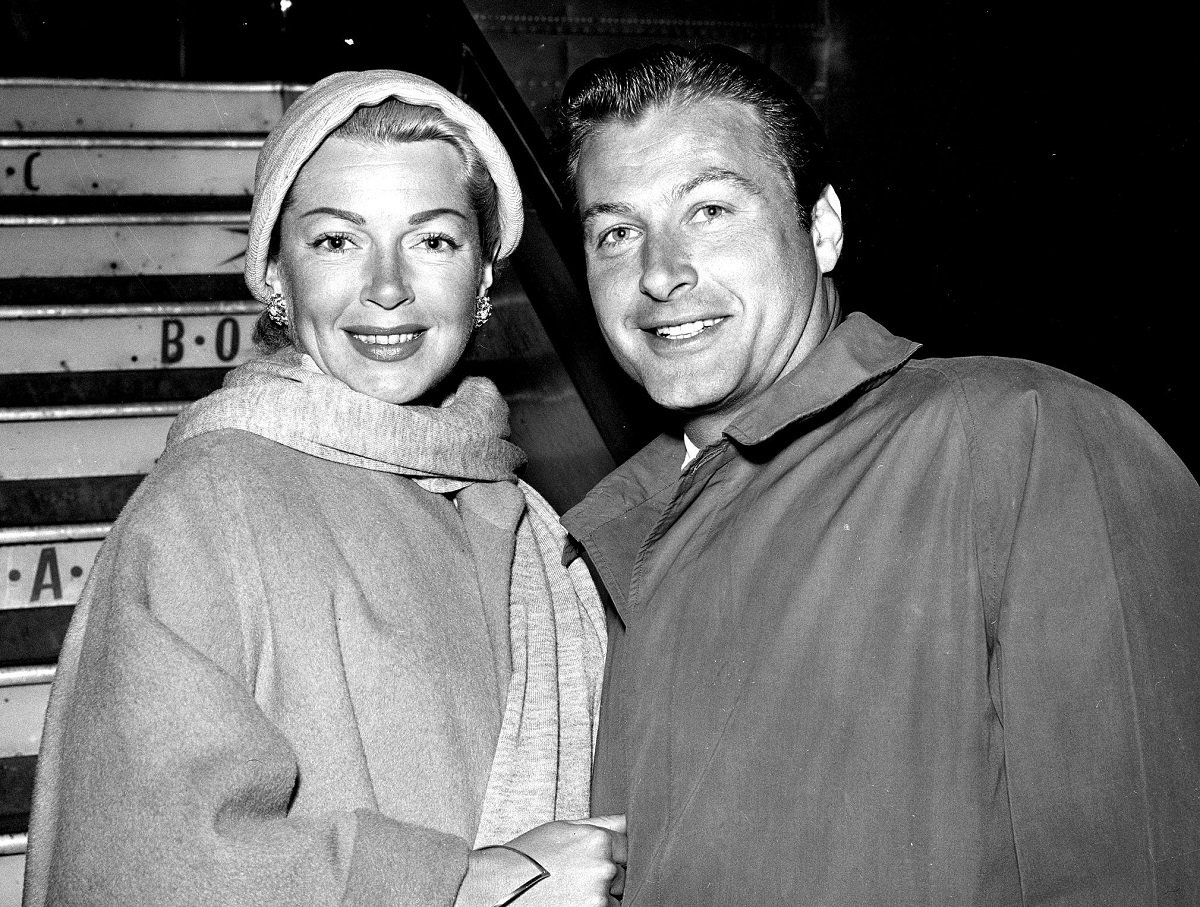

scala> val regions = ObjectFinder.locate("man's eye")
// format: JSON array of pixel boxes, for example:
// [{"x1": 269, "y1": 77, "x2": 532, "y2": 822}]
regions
[
  {"x1": 691, "y1": 204, "x2": 728, "y2": 223},
  {"x1": 598, "y1": 225, "x2": 638, "y2": 248}
]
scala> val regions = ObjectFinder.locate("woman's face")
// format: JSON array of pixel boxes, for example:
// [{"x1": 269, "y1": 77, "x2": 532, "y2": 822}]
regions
[{"x1": 267, "y1": 135, "x2": 492, "y2": 405}]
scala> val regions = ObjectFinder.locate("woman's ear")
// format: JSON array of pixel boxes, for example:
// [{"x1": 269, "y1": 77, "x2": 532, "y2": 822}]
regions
[
  {"x1": 265, "y1": 257, "x2": 285, "y2": 298},
  {"x1": 810, "y1": 185, "x2": 845, "y2": 274},
  {"x1": 477, "y1": 249, "x2": 498, "y2": 298}
]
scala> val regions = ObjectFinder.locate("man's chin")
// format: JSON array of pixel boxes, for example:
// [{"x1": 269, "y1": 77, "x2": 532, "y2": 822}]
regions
[
  {"x1": 645, "y1": 382, "x2": 729, "y2": 414},
  {"x1": 622, "y1": 356, "x2": 736, "y2": 412}
]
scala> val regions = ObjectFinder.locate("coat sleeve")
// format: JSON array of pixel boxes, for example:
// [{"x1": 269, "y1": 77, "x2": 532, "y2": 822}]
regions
[
  {"x1": 22, "y1": 459, "x2": 471, "y2": 907},
  {"x1": 962, "y1": 363, "x2": 1200, "y2": 904}
]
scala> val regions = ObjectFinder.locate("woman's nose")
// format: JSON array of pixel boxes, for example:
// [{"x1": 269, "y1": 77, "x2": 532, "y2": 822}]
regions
[
  {"x1": 361, "y1": 247, "x2": 414, "y2": 309},
  {"x1": 638, "y1": 230, "x2": 698, "y2": 302}
]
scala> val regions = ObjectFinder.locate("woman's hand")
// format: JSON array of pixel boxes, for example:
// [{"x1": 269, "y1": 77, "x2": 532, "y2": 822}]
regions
[
  {"x1": 505, "y1": 815, "x2": 626, "y2": 905},
  {"x1": 456, "y1": 815, "x2": 627, "y2": 907}
]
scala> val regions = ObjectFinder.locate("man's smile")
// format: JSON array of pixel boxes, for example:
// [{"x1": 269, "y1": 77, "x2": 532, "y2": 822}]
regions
[{"x1": 649, "y1": 316, "x2": 728, "y2": 340}]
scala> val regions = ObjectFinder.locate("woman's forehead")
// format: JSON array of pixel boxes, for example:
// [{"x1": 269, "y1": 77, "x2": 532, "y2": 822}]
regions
[{"x1": 286, "y1": 136, "x2": 471, "y2": 212}]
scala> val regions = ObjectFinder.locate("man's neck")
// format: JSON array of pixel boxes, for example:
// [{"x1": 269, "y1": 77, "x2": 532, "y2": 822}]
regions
[
  {"x1": 683, "y1": 413, "x2": 731, "y2": 449},
  {"x1": 682, "y1": 279, "x2": 839, "y2": 448}
]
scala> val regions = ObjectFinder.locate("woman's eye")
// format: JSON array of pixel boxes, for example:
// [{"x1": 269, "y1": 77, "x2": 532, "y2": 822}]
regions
[
  {"x1": 418, "y1": 233, "x2": 461, "y2": 253},
  {"x1": 314, "y1": 232, "x2": 352, "y2": 252}
]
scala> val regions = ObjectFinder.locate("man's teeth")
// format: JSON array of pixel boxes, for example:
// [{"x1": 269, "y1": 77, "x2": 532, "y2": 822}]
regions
[
  {"x1": 350, "y1": 331, "x2": 421, "y2": 345},
  {"x1": 655, "y1": 318, "x2": 723, "y2": 340}
]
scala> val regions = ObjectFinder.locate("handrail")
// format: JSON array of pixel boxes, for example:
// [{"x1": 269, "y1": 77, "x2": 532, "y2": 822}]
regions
[
  {"x1": 437, "y1": 1, "x2": 656, "y2": 464},
  {"x1": 0, "y1": 136, "x2": 264, "y2": 149},
  {"x1": 0, "y1": 834, "x2": 27, "y2": 857},
  {"x1": 0, "y1": 524, "x2": 111, "y2": 544},
  {"x1": 0, "y1": 301, "x2": 259, "y2": 319},
  {"x1": 0, "y1": 402, "x2": 186, "y2": 421},
  {"x1": 0, "y1": 212, "x2": 248, "y2": 227},
  {"x1": 0, "y1": 665, "x2": 56, "y2": 688},
  {"x1": 443, "y1": 5, "x2": 568, "y2": 217},
  {"x1": 0, "y1": 77, "x2": 309, "y2": 92}
]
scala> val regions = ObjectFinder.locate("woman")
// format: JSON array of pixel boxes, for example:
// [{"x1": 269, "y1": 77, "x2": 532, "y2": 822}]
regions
[{"x1": 22, "y1": 70, "x2": 622, "y2": 907}]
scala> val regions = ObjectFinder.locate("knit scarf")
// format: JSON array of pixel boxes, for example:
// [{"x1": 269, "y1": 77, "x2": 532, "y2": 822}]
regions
[{"x1": 168, "y1": 349, "x2": 606, "y2": 845}]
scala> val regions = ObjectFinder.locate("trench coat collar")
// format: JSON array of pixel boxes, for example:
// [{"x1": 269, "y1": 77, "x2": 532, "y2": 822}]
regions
[
  {"x1": 724, "y1": 311, "x2": 921, "y2": 448},
  {"x1": 563, "y1": 313, "x2": 921, "y2": 571}
]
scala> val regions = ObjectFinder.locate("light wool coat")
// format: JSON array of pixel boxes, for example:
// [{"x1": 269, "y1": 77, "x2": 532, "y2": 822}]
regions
[{"x1": 24, "y1": 359, "x2": 605, "y2": 907}]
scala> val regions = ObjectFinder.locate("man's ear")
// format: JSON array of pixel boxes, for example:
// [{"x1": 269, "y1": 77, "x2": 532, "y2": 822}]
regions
[{"x1": 810, "y1": 185, "x2": 844, "y2": 274}]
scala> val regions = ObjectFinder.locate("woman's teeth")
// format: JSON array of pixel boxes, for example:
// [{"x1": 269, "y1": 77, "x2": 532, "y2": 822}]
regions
[
  {"x1": 655, "y1": 317, "x2": 723, "y2": 340},
  {"x1": 350, "y1": 331, "x2": 421, "y2": 346}
]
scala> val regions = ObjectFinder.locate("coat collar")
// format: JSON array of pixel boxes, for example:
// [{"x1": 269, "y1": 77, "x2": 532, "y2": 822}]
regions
[
  {"x1": 724, "y1": 311, "x2": 921, "y2": 448},
  {"x1": 563, "y1": 314, "x2": 921, "y2": 589}
]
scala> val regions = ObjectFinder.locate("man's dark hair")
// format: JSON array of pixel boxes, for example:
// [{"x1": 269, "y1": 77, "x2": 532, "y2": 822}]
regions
[{"x1": 557, "y1": 44, "x2": 830, "y2": 228}]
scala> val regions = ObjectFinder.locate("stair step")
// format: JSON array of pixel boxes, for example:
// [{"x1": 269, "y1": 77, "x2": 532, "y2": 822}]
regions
[
  {"x1": 0, "y1": 667, "x2": 60, "y2": 843},
  {"x1": 0, "y1": 370, "x2": 230, "y2": 409},
  {"x1": 0, "y1": 403, "x2": 183, "y2": 481},
  {"x1": 1, "y1": 759, "x2": 35, "y2": 839},
  {"x1": 0, "y1": 78, "x2": 305, "y2": 133},
  {"x1": 0, "y1": 834, "x2": 26, "y2": 857},
  {"x1": 0, "y1": 605, "x2": 74, "y2": 669},
  {"x1": 0, "y1": 274, "x2": 249, "y2": 306},
  {"x1": 0, "y1": 476, "x2": 144, "y2": 528},
  {"x1": 1, "y1": 831, "x2": 25, "y2": 857},
  {"x1": 0, "y1": 675, "x2": 50, "y2": 759},
  {"x1": 0, "y1": 212, "x2": 249, "y2": 277},
  {"x1": 0, "y1": 302, "x2": 259, "y2": 373},
  {"x1": 1, "y1": 853, "x2": 26, "y2": 901},
  {"x1": 0, "y1": 679, "x2": 49, "y2": 844},
  {"x1": 0, "y1": 136, "x2": 260, "y2": 197},
  {"x1": 2, "y1": 525, "x2": 109, "y2": 611}
]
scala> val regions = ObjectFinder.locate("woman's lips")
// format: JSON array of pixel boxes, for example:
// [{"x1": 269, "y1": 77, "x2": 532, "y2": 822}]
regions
[
  {"x1": 344, "y1": 325, "x2": 427, "y2": 362},
  {"x1": 349, "y1": 330, "x2": 422, "y2": 346}
]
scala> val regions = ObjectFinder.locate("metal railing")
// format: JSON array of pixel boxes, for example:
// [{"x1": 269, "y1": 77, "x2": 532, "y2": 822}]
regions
[{"x1": 0, "y1": 666, "x2": 56, "y2": 688}]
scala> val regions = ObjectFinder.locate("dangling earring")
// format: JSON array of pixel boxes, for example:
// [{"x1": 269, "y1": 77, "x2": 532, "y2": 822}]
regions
[
  {"x1": 473, "y1": 293, "x2": 493, "y2": 329},
  {"x1": 266, "y1": 291, "x2": 289, "y2": 327}
]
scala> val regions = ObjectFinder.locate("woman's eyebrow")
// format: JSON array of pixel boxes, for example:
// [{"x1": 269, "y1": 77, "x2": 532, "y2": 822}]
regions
[
  {"x1": 299, "y1": 206, "x2": 365, "y2": 224},
  {"x1": 296, "y1": 206, "x2": 469, "y2": 227},
  {"x1": 409, "y1": 207, "x2": 470, "y2": 226}
]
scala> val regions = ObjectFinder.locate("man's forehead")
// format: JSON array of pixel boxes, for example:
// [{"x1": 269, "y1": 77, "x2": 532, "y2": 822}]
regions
[
  {"x1": 579, "y1": 165, "x2": 764, "y2": 228},
  {"x1": 612, "y1": 95, "x2": 760, "y2": 130},
  {"x1": 577, "y1": 99, "x2": 774, "y2": 202},
  {"x1": 588, "y1": 97, "x2": 762, "y2": 151}
]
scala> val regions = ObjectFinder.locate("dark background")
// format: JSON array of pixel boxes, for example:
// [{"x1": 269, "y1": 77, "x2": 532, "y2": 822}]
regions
[
  {"x1": 3, "y1": 0, "x2": 1195, "y2": 472},
  {"x1": 825, "y1": 3, "x2": 1196, "y2": 473}
]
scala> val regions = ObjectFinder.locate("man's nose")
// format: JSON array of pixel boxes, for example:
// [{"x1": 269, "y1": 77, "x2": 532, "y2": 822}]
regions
[
  {"x1": 639, "y1": 231, "x2": 697, "y2": 302},
  {"x1": 361, "y1": 247, "x2": 415, "y2": 310}
]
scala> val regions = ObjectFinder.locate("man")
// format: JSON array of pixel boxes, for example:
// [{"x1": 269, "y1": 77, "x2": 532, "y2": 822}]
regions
[{"x1": 556, "y1": 44, "x2": 1200, "y2": 905}]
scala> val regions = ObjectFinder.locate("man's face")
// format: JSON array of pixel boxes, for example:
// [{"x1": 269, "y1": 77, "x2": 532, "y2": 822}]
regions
[{"x1": 576, "y1": 98, "x2": 834, "y2": 425}]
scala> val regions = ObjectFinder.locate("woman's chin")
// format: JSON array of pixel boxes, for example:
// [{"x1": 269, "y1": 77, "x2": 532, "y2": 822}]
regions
[
  {"x1": 337, "y1": 363, "x2": 462, "y2": 407},
  {"x1": 299, "y1": 333, "x2": 469, "y2": 406}
]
